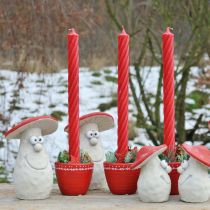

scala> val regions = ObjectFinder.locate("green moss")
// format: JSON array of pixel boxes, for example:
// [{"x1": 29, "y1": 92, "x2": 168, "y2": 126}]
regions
[
  {"x1": 0, "y1": 141, "x2": 4, "y2": 148},
  {"x1": 104, "y1": 69, "x2": 112, "y2": 74},
  {"x1": 0, "y1": 166, "x2": 9, "y2": 183},
  {"x1": 53, "y1": 177, "x2": 57, "y2": 184},
  {"x1": 34, "y1": 100, "x2": 43, "y2": 105},
  {"x1": 57, "y1": 90, "x2": 66, "y2": 94},
  {"x1": 97, "y1": 98, "x2": 117, "y2": 111},
  {"x1": 36, "y1": 79, "x2": 45, "y2": 83},
  {"x1": 58, "y1": 150, "x2": 69, "y2": 163},
  {"x1": 105, "y1": 151, "x2": 117, "y2": 163},
  {"x1": 99, "y1": 95, "x2": 106, "y2": 98},
  {"x1": 186, "y1": 90, "x2": 209, "y2": 111},
  {"x1": 125, "y1": 147, "x2": 138, "y2": 163},
  {"x1": 51, "y1": 110, "x2": 67, "y2": 121},
  {"x1": 91, "y1": 80, "x2": 102, "y2": 85},
  {"x1": 0, "y1": 76, "x2": 7, "y2": 80},
  {"x1": 8, "y1": 105, "x2": 22, "y2": 112},
  {"x1": 47, "y1": 84, "x2": 53, "y2": 88},
  {"x1": 105, "y1": 76, "x2": 117, "y2": 83},
  {"x1": 49, "y1": 104, "x2": 56, "y2": 108},
  {"x1": 57, "y1": 150, "x2": 92, "y2": 164},
  {"x1": 13, "y1": 91, "x2": 19, "y2": 97},
  {"x1": 92, "y1": 72, "x2": 101, "y2": 77}
]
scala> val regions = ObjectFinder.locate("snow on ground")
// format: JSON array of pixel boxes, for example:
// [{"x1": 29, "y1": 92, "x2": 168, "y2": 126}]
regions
[{"x1": 0, "y1": 66, "x2": 209, "y2": 180}]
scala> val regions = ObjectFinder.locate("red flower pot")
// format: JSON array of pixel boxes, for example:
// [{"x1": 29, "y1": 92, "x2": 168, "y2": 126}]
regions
[
  {"x1": 55, "y1": 162, "x2": 94, "y2": 196},
  {"x1": 104, "y1": 162, "x2": 140, "y2": 195},
  {"x1": 168, "y1": 162, "x2": 181, "y2": 195}
]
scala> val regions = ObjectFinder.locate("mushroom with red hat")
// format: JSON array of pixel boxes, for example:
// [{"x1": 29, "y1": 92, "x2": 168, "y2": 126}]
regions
[
  {"x1": 4, "y1": 116, "x2": 58, "y2": 200},
  {"x1": 131, "y1": 145, "x2": 172, "y2": 202},
  {"x1": 177, "y1": 144, "x2": 210, "y2": 202},
  {"x1": 65, "y1": 112, "x2": 114, "y2": 190}
]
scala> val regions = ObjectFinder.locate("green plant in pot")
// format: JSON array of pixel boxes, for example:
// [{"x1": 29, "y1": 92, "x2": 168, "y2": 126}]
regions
[
  {"x1": 104, "y1": 147, "x2": 140, "y2": 195},
  {"x1": 55, "y1": 150, "x2": 94, "y2": 196},
  {"x1": 159, "y1": 145, "x2": 189, "y2": 195}
]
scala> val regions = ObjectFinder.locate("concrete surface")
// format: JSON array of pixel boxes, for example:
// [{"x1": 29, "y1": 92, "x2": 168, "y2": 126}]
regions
[{"x1": 0, "y1": 184, "x2": 210, "y2": 210}]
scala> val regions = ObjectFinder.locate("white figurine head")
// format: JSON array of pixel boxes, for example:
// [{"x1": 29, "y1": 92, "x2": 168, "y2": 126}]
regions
[
  {"x1": 177, "y1": 144, "x2": 210, "y2": 203},
  {"x1": 131, "y1": 144, "x2": 171, "y2": 172},
  {"x1": 177, "y1": 144, "x2": 210, "y2": 174},
  {"x1": 5, "y1": 116, "x2": 58, "y2": 139},
  {"x1": 5, "y1": 116, "x2": 58, "y2": 159},
  {"x1": 131, "y1": 145, "x2": 172, "y2": 203},
  {"x1": 65, "y1": 112, "x2": 114, "y2": 162}
]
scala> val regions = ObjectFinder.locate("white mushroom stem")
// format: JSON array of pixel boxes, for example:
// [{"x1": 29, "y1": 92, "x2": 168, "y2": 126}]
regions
[
  {"x1": 14, "y1": 127, "x2": 53, "y2": 199},
  {"x1": 80, "y1": 122, "x2": 106, "y2": 190},
  {"x1": 178, "y1": 157, "x2": 210, "y2": 202},
  {"x1": 137, "y1": 156, "x2": 171, "y2": 202}
]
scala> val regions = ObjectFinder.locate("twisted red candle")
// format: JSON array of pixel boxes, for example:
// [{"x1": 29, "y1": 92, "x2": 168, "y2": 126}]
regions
[
  {"x1": 68, "y1": 29, "x2": 80, "y2": 161},
  {"x1": 116, "y1": 27, "x2": 129, "y2": 162},
  {"x1": 162, "y1": 27, "x2": 175, "y2": 153}
]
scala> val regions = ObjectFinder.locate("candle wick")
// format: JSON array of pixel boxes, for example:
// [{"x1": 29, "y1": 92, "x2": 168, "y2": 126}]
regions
[
  {"x1": 166, "y1": 27, "x2": 173, "y2": 33},
  {"x1": 121, "y1": 25, "x2": 127, "y2": 34},
  {"x1": 68, "y1": 28, "x2": 76, "y2": 34}
]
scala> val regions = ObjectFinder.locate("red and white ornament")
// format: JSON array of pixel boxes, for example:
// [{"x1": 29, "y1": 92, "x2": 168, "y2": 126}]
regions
[
  {"x1": 178, "y1": 144, "x2": 210, "y2": 202},
  {"x1": 131, "y1": 145, "x2": 171, "y2": 202},
  {"x1": 5, "y1": 116, "x2": 58, "y2": 200}
]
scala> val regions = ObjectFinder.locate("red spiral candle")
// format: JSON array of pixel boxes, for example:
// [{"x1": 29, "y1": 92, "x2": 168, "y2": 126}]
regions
[
  {"x1": 68, "y1": 28, "x2": 80, "y2": 162},
  {"x1": 116, "y1": 27, "x2": 129, "y2": 162},
  {"x1": 162, "y1": 27, "x2": 175, "y2": 153}
]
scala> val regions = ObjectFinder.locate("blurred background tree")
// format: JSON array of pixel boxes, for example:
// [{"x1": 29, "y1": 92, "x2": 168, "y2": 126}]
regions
[
  {"x1": 105, "y1": 0, "x2": 210, "y2": 145},
  {"x1": 0, "y1": 0, "x2": 115, "y2": 72},
  {"x1": 0, "y1": 0, "x2": 209, "y2": 145}
]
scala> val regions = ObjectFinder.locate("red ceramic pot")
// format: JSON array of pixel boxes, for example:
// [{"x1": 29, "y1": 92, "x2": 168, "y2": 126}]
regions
[
  {"x1": 55, "y1": 162, "x2": 94, "y2": 196},
  {"x1": 104, "y1": 162, "x2": 140, "y2": 195},
  {"x1": 168, "y1": 162, "x2": 181, "y2": 195}
]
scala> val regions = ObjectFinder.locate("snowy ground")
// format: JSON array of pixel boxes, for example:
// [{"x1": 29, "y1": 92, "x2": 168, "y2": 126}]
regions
[{"x1": 0, "y1": 66, "x2": 209, "y2": 181}]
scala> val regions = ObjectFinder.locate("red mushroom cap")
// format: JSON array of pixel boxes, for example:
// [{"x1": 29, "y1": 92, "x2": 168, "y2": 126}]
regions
[
  {"x1": 181, "y1": 144, "x2": 210, "y2": 167},
  {"x1": 131, "y1": 145, "x2": 167, "y2": 169},
  {"x1": 4, "y1": 116, "x2": 58, "y2": 140},
  {"x1": 64, "y1": 112, "x2": 114, "y2": 132}
]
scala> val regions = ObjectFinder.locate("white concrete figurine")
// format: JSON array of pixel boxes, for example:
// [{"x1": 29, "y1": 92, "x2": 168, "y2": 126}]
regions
[
  {"x1": 131, "y1": 145, "x2": 172, "y2": 202},
  {"x1": 177, "y1": 144, "x2": 210, "y2": 203},
  {"x1": 4, "y1": 116, "x2": 58, "y2": 200},
  {"x1": 65, "y1": 112, "x2": 114, "y2": 190}
]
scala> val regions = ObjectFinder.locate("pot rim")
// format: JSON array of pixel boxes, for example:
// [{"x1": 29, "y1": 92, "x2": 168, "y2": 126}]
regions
[
  {"x1": 103, "y1": 161, "x2": 140, "y2": 171},
  {"x1": 55, "y1": 161, "x2": 94, "y2": 171}
]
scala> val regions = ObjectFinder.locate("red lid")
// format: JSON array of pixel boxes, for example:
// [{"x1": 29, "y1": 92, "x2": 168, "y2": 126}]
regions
[
  {"x1": 65, "y1": 112, "x2": 114, "y2": 132},
  {"x1": 182, "y1": 144, "x2": 210, "y2": 167},
  {"x1": 131, "y1": 145, "x2": 167, "y2": 169},
  {"x1": 5, "y1": 116, "x2": 58, "y2": 140}
]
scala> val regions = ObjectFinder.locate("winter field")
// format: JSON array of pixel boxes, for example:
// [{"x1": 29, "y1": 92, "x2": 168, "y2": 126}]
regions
[{"x1": 0, "y1": 66, "x2": 209, "y2": 181}]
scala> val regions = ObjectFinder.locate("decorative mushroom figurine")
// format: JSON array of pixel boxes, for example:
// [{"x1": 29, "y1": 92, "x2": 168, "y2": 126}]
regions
[
  {"x1": 131, "y1": 145, "x2": 172, "y2": 202},
  {"x1": 177, "y1": 144, "x2": 210, "y2": 203},
  {"x1": 4, "y1": 116, "x2": 58, "y2": 200},
  {"x1": 65, "y1": 112, "x2": 114, "y2": 190}
]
